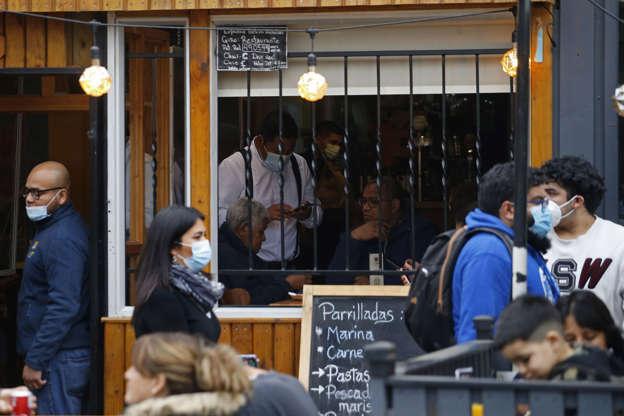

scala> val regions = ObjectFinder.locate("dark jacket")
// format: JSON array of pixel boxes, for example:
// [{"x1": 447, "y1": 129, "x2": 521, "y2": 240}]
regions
[
  {"x1": 218, "y1": 224, "x2": 292, "y2": 305},
  {"x1": 133, "y1": 288, "x2": 221, "y2": 342},
  {"x1": 17, "y1": 201, "x2": 89, "y2": 371},
  {"x1": 549, "y1": 344, "x2": 624, "y2": 381},
  {"x1": 328, "y1": 213, "x2": 437, "y2": 285}
]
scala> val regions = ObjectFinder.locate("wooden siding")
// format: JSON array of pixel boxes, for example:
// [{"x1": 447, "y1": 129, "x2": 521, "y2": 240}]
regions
[
  {"x1": 102, "y1": 317, "x2": 302, "y2": 414},
  {"x1": 1, "y1": 0, "x2": 554, "y2": 12},
  {"x1": 0, "y1": 13, "x2": 92, "y2": 68}
]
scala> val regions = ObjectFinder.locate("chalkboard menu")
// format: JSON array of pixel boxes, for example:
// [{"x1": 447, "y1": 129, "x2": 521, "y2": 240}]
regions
[
  {"x1": 216, "y1": 27, "x2": 287, "y2": 71},
  {"x1": 299, "y1": 285, "x2": 422, "y2": 416}
]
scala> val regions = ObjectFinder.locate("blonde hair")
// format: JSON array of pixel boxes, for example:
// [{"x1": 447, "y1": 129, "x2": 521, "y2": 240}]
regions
[{"x1": 131, "y1": 332, "x2": 251, "y2": 396}]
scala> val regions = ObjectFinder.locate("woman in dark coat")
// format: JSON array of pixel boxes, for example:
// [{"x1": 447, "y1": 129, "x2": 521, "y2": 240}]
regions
[{"x1": 132, "y1": 205, "x2": 223, "y2": 341}]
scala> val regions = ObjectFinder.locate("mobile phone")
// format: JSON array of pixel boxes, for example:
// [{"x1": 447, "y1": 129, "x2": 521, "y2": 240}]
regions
[
  {"x1": 240, "y1": 353, "x2": 260, "y2": 368},
  {"x1": 292, "y1": 204, "x2": 307, "y2": 212}
]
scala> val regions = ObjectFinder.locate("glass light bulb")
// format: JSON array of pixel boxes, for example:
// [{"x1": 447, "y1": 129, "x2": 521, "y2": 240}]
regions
[
  {"x1": 80, "y1": 64, "x2": 112, "y2": 97},
  {"x1": 501, "y1": 48, "x2": 518, "y2": 78},
  {"x1": 298, "y1": 70, "x2": 328, "y2": 102}
]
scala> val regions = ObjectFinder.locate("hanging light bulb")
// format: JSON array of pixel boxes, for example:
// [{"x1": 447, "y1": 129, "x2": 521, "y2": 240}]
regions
[
  {"x1": 501, "y1": 30, "x2": 518, "y2": 78},
  {"x1": 298, "y1": 52, "x2": 327, "y2": 102},
  {"x1": 613, "y1": 85, "x2": 624, "y2": 117},
  {"x1": 80, "y1": 45, "x2": 112, "y2": 97}
]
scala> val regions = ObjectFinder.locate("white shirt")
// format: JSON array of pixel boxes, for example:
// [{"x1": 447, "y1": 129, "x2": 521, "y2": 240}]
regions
[
  {"x1": 218, "y1": 142, "x2": 322, "y2": 262},
  {"x1": 544, "y1": 217, "x2": 624, "y2": 328}
]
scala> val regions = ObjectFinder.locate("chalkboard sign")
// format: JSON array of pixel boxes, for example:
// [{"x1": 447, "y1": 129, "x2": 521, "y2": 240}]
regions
[
  {"x1": 299, "y1": 285, "x2": 422, "y2": 416},
  {"x1": 216, "y1": 27, "x2": 287, "y2": 71}
]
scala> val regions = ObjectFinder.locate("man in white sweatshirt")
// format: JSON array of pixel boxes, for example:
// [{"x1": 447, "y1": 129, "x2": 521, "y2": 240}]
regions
[{"x1": 541, "y1": 156, "x2": 624, "y2": 328}]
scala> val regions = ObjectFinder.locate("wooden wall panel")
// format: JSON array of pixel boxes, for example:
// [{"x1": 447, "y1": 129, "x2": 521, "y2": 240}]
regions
[
  {"x1": 5, "y1": 14, "x2": 25, "y2": 67},
  {"x1": 189, "y1": 11, "x2": 212, "y2": 269},
  {"x1": 0, "y1": 14, "x2": 5, "y2": 68},
  {"x1": 46, "y1": 19, "x2": 67, "y2": 66},
  {"x1": 103, "y1": 318, "x2": 304, "y2": 414},
  {"x1": 273, "y1": 323, "x2": 295, "y2": 375},
  {"x1": 31, "y1": 0, "x2": 53, "y2": 11},
  {"x1": 104, "y1": 322, "x2": 127, "y2": 416},
  {"x1": 25, "y1": 17, "x2": 45, "y2": 67},
  {"x1": 530, "y1": 4, "x2": 553, "y2": 167}
]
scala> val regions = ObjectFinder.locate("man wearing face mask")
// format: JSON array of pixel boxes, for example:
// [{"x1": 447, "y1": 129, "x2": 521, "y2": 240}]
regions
[
  {"x1": 453, "y1": 162, "x2": 560, "y2": 344},
  {"x1": 17, "y1": 161, "x2": 90, "y2": 415},
  {"x1": 540, "y1": 156, "x2": 624, "y2": 329},
  {"x1": 219, "y1": 111, "x2": 321, "y2": 273}
]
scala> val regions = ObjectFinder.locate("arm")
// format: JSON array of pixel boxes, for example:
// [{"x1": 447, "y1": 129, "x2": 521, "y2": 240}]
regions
[
  {"x1": 135, "y1": 290, "x2": 190, "y2": 335},
  {"x1": 25, "y1": 237, "x2": 87, "y2": 372},
  {"x1": 218, "y1": 155, "x2": 245, "y2": 227},
  {"x1": 297, "y1": 156, "x2": 323, "y2": 229},
  {"x1": 455, "y1": 252, "x2": 511, "y2": 344},
  {"x1": 248, "y1": 275, "x2": 293, "y2": 305},
  {"x1": 326, "y1": 233, "x2": 366, "y2": 285}
]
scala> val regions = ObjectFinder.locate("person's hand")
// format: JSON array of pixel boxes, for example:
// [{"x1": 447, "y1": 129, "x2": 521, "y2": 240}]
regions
[
  {"x1": 354, "y1": 275, "x2": 370, "y2": 285},
  {"x1": 288, "y1": 201, "x2": 312, "y2": 221},
  {"x1": 399, "y1": 259, "x2": 420, "y2": 285},
  {"x1": 267, "y1": 204, "x2": 294, "y2": 221},
  {"x1": 350, "y1": 221, "x2": 390, "y2": 241},
  {"x1": 22, "y1": 364, "x2": 46, "y2": 391},
  {"x1": 285, "y1": 274, "x2": 312, "y2": 290},
  {"x1": 1, "y1": 386, "x2": 37, "y2": 415}
]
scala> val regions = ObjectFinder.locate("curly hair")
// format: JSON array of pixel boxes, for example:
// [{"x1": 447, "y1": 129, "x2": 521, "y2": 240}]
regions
[{"x1": 540, "y1": 156, "x2": 606, "y2": 214}]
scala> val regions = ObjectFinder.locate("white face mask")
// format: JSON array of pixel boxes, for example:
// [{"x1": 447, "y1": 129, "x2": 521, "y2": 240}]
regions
[
  {"x1": 25, "y1": 190, "x2": 62, "y2": 222},
  {"x1": 262, "y1": 151, "x2": 290, "y2": 172},
  {"x1": 545, "y1": 199, "x2": 562, "y2": 228},
  {"x1": 176, "y1": 239, "x2": 212, "y2": 272},
  {"x1": 558, "y1": 195, "x2": 578, "y2": 221}
]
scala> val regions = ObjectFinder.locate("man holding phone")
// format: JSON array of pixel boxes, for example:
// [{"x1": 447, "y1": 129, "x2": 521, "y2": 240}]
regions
[{"x1": 219, "y1": 111, "x2": 322, "y2": 269}]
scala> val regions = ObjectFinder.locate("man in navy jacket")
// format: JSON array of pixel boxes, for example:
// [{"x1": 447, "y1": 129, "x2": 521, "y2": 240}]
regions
[
  {"x1": 17, "y1": 161, "x2": 89, "y2": 415},
  {"x1": 452, "y1": 162, "x2": 560, "y2": 343}
]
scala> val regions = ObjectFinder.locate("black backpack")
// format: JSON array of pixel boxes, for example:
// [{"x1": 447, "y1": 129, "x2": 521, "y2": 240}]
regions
[{"x1": 404, "y1": 226, "x2": 513, "y2": 352}]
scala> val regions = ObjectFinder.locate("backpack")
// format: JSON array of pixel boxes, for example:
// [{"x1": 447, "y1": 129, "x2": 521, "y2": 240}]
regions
[{"x1": 404, "y1": 226, "x2": 513, "y2": 352}]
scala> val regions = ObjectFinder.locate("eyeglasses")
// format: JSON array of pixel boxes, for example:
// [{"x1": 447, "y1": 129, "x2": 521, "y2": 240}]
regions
[
  {"x1": 527, "y1": 198, "x2": 549, "y2": 210},
  {"x1": 358, "y1": 197, "x2": 391, "y2": 207},
  {"x1": 21, "y1": 187, "x2": 64, "y2": 200}
]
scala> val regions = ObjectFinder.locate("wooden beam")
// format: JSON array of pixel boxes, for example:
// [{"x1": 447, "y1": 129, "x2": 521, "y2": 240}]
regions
[
  {"x1": 189, "y1": 10, "x2": 211, "y2": 270},
  {"x1": 0, "y1": 14, "x2": 5, "y2": 68},
  {"x1": 0, "y1": 94, "x2": 90, "y2": 111},
  {"x1": 530, "y1": 4, "x2": 553, "y2": 167},
  {"x1": 155, "y1": 40, "x2": 171, "y2": 211},
  {"x1": 25, "y1": 16, "x2": 45, "y2": 67},
  {"x1": 5, "y1": 14, "x2": 25, "y2": 67}
]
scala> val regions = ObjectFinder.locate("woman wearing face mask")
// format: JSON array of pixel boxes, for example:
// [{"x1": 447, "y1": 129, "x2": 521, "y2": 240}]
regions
[
  {"x1": 556, "y1": 290, "x2": 624, "y2": 365},
  {"x1": 132, "y1": 205, "x2": 223, "y2": 341}
]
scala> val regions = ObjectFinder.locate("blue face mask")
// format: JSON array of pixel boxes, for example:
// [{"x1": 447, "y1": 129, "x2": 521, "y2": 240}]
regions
[
  {"x1": 176, "y1": 239, "x2": 212, "y2": 272},
  {"x1": 262, "y1": 149, "x2": 290, "y2": 172},
  {"x1": 25, "y1": 190, "x2": 61, "y2": 222},
  {"x1": 529, "y1": 203, "x2": 553, "y2": 237}
]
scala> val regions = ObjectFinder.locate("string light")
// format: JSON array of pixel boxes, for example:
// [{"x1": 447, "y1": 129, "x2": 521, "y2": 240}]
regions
[
  {"x1": 298, "y1": 30, "x2": 327, "y2": 102},
  {"x1": 79, "y1": 28, "x2": 112, "y2": 97},
  {"x1": 501, "y1": 30, "x2": 518, "y2": 77}
]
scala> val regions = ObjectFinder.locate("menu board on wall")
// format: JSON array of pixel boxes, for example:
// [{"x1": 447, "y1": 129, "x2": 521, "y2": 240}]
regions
[
  {"x1": 216, "y1": 27, "x2": 288, "y2": 71},
  {"x1": 299, "y1": 285, "x2": 422, "y2": 416}
]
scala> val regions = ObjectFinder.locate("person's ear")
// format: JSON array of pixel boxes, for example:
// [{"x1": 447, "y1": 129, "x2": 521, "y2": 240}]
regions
[
  {"x1": 236, "y1": 222, "x2": 250, "y2": 241},
  {"x1": 391, "y1": 198, "x2": 401, "y2": 215},
  {"x1": 499, "y1": 200, "x2": 515, "y2": 224},
  {"x1": 151, "y1": 373, "x2": 168, "y2": 397},
  {"x1": 58, "y1": 188, "x2": 69, "y2": 205},
  {"x1": 170, "y1": 243, "x2": 181, "y2": 258},
  {"x1": 255, "y1": 135, "x2": 267, "y2": 159},
  {"x1": 545, "y1": 330, "x2": 566, "y2": 353},
  {"x1": 571, "y1": 195, "x2": 584, "y2": 210}
]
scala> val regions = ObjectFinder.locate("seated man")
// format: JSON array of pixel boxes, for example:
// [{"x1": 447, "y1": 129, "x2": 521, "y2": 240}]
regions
[
  {"x1": 219, "y1": 198, "x2": 311, "y2": 305},
  {"x1": 495, "y1": 294, "x2": 620, "y2": 381},
  {"x1": 327, "y1": 177, "x2": 437, "y2": 285}
]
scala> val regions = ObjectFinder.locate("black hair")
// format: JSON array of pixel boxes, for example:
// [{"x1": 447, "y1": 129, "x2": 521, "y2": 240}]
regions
[
  {"x1": 259, "y1": 111, "x2": 298, "y2": 143},
  {"x1": 133, "y1": 205, "x2": 205, "y2": 310},
  {"x1": 365, "y1": 176, "x2": 406, "y2": 201},
  {"x1": 478, "y1": 162, "x2": 546, "y2": 217},
  {"x1": 450, "y1": 181, "x2": 478, "y2": 225},
  {"x1": 316, "y1": 121, "x2": 344, "y2": 139},
  {"x1": 556, "y1": 291, "x2": 624, "y2": 360},
  {"x1": 540, "y1": 156, "x2": 606, "y2": 214},
  {"x1": 494, "y1": 294, "x2": 563, "y2": 348}
]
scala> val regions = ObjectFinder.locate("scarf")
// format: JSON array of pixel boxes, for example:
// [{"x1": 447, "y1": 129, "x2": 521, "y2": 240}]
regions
[{"x1": 169, "y1": 263, "x2": 224, "y2": 312}]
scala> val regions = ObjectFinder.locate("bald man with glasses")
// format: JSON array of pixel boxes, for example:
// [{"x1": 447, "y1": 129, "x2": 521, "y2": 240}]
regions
[{"x1": 17, "y1": 161, "x2": 90, "y2": 415}]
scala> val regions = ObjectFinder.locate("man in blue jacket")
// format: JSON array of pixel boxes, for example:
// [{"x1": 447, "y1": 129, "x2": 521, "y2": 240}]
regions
[
  {"x1": 17, "y1": 161, "x2": 89, "y2": 415},
  {"x1": 453, "y1": 162, "x2": 560, "y2": 343}
]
